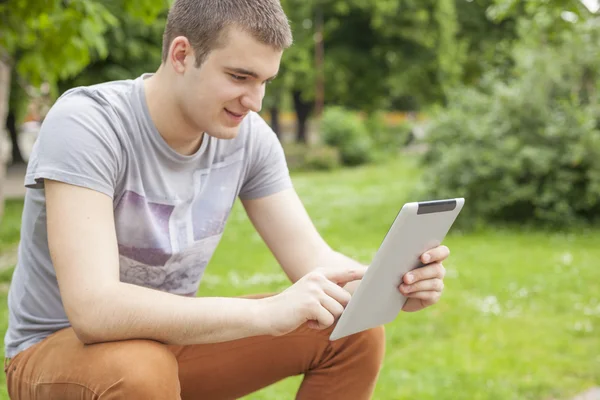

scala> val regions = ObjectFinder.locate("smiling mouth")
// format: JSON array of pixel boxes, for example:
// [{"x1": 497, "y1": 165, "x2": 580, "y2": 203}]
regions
[{"x1": 225, "y1": 109, "x2": 246, "y2": 118}]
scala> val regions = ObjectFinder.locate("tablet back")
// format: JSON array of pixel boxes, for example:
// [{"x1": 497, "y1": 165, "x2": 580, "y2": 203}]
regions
[{"x1": 329, "y1": 198, "x2": 465, "y2": 341}]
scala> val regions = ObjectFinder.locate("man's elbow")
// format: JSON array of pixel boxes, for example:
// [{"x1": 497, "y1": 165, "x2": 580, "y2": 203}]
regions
[
  {"x1": 72, "y1": 323, "x2": 102, "y2": 345},
  {"x1": 64, "y1": 294, "x2": 113, "y2": 345}
]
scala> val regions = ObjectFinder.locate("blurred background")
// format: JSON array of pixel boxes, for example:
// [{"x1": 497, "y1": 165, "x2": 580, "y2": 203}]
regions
[{"x1": 0, "y1": 0, "x2": 599, "y2": 399}]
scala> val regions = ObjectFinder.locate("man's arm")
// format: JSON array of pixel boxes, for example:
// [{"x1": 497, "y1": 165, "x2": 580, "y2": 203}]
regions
[
  {"x1": 241, "y1": 188, "x2": 364, "y2": 292},
  {"x1": 46, "y1": 180, "x2": 270, "y2": 345},
  {"x1": 242, "y1": 188, "x2": 449, "y2": 310}
]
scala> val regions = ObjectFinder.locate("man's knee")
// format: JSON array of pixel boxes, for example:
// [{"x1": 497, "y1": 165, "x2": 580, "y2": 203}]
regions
[
  {"x1": 100, "y1": 339, "x2": 180, "y2": 399},
  {"x1": 352, "y1": 325, "x2": 386, "y2": 374}
]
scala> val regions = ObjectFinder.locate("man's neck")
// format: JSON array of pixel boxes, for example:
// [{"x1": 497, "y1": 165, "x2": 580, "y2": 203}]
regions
[{"x1": 143, "y1": 69, "x2": 204, "y2": 156}]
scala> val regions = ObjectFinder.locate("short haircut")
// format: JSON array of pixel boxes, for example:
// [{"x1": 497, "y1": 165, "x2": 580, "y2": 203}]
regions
[{"x1": 162, "y1": 0, "x2": 293, "y2": 66}]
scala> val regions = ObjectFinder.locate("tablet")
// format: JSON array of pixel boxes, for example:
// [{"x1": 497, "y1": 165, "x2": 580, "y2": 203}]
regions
[{"x1": 329, "y1": 198, "x2": 465, "y2": 341}]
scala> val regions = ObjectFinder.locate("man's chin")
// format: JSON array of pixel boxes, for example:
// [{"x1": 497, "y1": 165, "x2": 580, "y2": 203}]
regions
[{"x1": 206, "y1": 126, "x2": 240, "y2": 140}]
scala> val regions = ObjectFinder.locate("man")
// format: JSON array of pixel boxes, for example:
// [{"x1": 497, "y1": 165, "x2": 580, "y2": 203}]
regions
[{"x1": 4, "y1": 0, "x2": 450, "y2": 399}]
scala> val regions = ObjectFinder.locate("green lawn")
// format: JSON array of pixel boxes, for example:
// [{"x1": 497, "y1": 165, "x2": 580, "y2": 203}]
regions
[
  {"x1": 0, "y1": 200, "x2": 24, "y2": 254},
  {"x1": 0, "y1": 156, "x2": 599, "y2": 399}
]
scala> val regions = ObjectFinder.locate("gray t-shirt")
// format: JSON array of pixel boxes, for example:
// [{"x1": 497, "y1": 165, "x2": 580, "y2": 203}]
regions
[{"x1": 4, "y1": 74, "x2": 292, "y2": 358}]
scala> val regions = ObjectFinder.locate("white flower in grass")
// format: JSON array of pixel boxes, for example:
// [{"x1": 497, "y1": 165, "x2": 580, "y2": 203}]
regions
[
  {"x1": 444, "y1": 267, "x2": 459, "y2": 279},
  {"x1": 517, "y1": 288, "x2": 528, "y2": 298},
  {"x1": 246, "y1": 273, "x2": 287, "y2": 286},
  {"x1": 479, "y1": 296, "x2": 501, "y2": 316},
  {"x1": 561, "y1": 252, "x2": 573, "y2": 266},
  {"x1": 201, "y1": 275, "x2": 223, "y2": 287},
  {"x1": 225, "y1": 271, "x2": 287, "y2": 287},
  {"x1": 574, "y1": 320, "x2": 593, "y2": 332},
  {"x1": 583, "y1": 304, "x2": 600, "y2": 316},
  {"x1": 228, "y1": 271, "x2": 242, "y2": 286}
]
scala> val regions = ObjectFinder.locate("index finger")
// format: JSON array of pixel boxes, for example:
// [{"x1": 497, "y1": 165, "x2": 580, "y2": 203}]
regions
[{"x1": 322, "y1": 265, "x2": 368, "y2": 285}]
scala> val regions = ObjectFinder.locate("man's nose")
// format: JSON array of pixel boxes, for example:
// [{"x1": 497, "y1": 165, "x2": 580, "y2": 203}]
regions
[{"x1": 241, "y1": 85, "x2": 265, "y2": 113}]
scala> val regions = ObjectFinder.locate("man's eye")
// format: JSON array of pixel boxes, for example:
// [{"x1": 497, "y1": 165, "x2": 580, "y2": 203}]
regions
[{"x1": 230, "y1": 74, "x2": 246, "y2": 81}]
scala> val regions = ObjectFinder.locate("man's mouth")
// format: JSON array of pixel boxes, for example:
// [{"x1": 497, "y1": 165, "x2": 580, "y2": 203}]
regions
[{"x1": 225, "y1": 108, "x2": 246, "y2": 118}]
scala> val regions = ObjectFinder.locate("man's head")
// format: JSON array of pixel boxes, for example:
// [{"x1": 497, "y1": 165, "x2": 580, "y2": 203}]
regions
[{"x1": 160, "y1": 0, "x2": 292, "y2": 140}]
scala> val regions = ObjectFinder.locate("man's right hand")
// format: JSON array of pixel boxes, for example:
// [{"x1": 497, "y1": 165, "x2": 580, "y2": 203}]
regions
[{"x1": 258, "y1": 266, "x2": 367, "y2": 336}]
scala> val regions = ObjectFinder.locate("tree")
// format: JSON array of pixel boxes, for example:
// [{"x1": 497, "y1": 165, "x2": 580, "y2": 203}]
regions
[
  {"x1": 0, "y1": 56, "x2": 9, "y2": 221},
  {"x1": 58, "y1": 10, "x2": 166, "y2": 91},
  {"x1": 275, "y1": 0, "x2": 469, "y2": 142},
  {"x1": 271, "y1": 0, "x2": 317, "y2": 143},
  {"x1": 0, "y1": 0, "x2": 167, "y2": 223}
]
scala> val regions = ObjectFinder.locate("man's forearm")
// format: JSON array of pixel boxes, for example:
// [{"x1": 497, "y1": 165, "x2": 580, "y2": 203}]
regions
[{"x1": 74, "y1": 281, "x2": 270, "y2": 345}]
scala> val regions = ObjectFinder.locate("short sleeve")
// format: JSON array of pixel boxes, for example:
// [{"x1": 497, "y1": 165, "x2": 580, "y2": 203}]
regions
[
  {"x1": 238, "y1": 113, "x2": 293, "y2": 200},
  {"x1": 25, "y1": 89, "x2": 122, "y2": 198}
]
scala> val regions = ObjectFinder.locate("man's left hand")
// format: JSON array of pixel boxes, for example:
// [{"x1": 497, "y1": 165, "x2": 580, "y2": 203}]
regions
[{"x1": 400, "y1": 245, "x2": 449, "y2": 312}]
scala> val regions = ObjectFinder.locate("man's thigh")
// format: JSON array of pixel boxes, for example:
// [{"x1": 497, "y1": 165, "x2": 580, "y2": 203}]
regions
[
  {"x1": 167, "y1": 321, "x2": 337, "y2": 400},
  {"x1": 6, "y1": 328, "x2": 180, "y2": 400},
  {"x1": 169, "y1": 292, "x2": 385, "y2": 400},
  {"x1": 167, "y1": 291, "x2": 313, "y2": 399}
]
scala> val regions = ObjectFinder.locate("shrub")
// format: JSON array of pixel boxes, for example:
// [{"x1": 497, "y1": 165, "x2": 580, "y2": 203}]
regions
[
  {"x1": 338, "y1": 134, "x2": 373, "y2": 166},
  {"x1": 283, "y1": 143, "x2": 341, "y2": 172},
  {"x1": 416, "y1": 24, "x2": 600, "y2": 229},
  {"x1": 320, "y1": 106, "x2": 374, "y2": 166},
  {"x1": 364, "y1": 111, "x2": 413, "y2": 152},
  {"x1": 282, "y1": 142, "x2": 308, "y2": 171},
  {"x1": 303, "y1": 145, "x2": 341, "y2": 171}
]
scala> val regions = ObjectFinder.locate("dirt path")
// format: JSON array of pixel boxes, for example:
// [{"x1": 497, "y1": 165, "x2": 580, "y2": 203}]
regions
[
  {"x1": 571, "y1": 388, "x2": 600, "y2": 400},
  {"x1": 5, "y1": 163, "x2": 26, "y2": 199}
]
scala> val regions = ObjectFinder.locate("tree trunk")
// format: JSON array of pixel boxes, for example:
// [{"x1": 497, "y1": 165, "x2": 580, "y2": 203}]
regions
[
  {"x1": 0, "y1": 56, "x2": 11, "y2": 223},
  {"x1": 269, "y1": 106, "x2": 281, "y2": 140},
  {"x1": 7, "y1": 110, "x2": 24, "y2": 165},
  {"x1": 292, "y1": 90, "x2": 312, "y2": 144}
]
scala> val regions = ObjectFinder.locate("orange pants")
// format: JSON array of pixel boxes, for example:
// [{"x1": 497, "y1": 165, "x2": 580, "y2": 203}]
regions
[{"x1": 5, "y1": 305, "x2": 385, "y2": 399}]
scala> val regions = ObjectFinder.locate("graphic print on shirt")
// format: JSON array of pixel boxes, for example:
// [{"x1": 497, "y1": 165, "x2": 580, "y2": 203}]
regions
[{"x1": 115, "y1": 151, "x2": 244, "y2": 295}]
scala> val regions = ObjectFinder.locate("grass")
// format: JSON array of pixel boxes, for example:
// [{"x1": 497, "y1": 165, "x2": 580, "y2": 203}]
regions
[
  {"x1": 0, "y1": 156, "x2": 599, "y2": 399},
  {"x1": 0, "y1": 200, "x2": 24, "y2": 253}
]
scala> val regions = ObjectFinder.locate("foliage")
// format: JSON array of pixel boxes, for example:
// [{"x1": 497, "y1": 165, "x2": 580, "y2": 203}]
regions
[
  {"x1": 58, "y1": 11, "x2": 166, "y2": 92},
  {"x1": 320, "y1": 106, "x2": 373, "y2": 166},
  {"x1": 273, "y1": 0, "x2": 469, "y2": 114},
  {"x1": 303, "y1": 145, "x2": 341, "y2": 171},
  {"x1": 273, "y1": 0, "x2": 531, "y2": 114},
  {"x1": 1, "y1": 0, "x2": 113, "y2": 87},
  {"x1": 0, "y1": 0, "x2": 168, "y2": 94},
  {"x1": 320, "y1": 107, "x2": 364, "y2": 147},
  {"x1": 417, "y1": 18, "x2": 600, "y2": 229},
  {"x1": 283, "y1": 143, "x2": 341, "y2": 172},
  {"x1": 364, "y1": 111, "x2": 413, "y2": 159}
]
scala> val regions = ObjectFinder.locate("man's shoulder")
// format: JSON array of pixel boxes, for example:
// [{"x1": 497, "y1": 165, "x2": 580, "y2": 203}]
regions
[
  {"x1": 55, "y1": 78, "x2": 137, "y2": 112},
  {"x1": 37, "y1": 78, "x2": 144, "y2": 153}
]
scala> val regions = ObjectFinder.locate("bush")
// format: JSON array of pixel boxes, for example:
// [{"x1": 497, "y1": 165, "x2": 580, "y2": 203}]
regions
[
  {"x1": 364, "y1": 111, "x2": 413, "y2": 152},
  {"x1": 282, "y1": 142, "x2": 308, "y2": 171},
  {"x1": 417, "y1": 24, "x2": 600, "y2": 229},
  {"x1": 303, "y1": 145, "x2": 341, "y2": 170},
  {"x1": 338, "y1": 134, "x2": 373, "y2": 166},
  {"x1": 320, "y1": 106, "x2": 373, "y2": 166},
  {"x1": 283, "y1": 143, "x2": 341, "y2": 172}
]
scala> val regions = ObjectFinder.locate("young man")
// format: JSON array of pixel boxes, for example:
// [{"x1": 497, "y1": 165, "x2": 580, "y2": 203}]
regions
[{"x1": 4, "y1": 0, "x2": 450, "y2": 399}]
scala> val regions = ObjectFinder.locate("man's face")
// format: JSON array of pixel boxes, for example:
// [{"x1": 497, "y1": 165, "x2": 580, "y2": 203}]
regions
[{"x1": 174, "y1": 27, "x2": 283, "y2": 140}]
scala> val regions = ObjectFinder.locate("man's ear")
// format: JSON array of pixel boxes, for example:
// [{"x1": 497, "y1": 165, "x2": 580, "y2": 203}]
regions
[{"x1": 168, "y1": 36, "x2": 193, "y2": 74}]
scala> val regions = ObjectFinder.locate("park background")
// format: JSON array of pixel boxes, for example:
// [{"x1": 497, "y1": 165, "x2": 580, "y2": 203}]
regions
[{"x1": 1, "y1": 0, "x2": 600, "y2": 398}]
